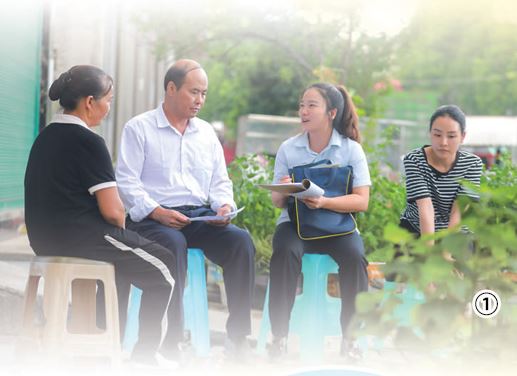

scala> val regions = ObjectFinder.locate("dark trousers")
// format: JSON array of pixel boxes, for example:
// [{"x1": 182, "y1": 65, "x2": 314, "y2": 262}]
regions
[
  {"x1": 34, "y1": 227, "x2": 175, "y2": 357},
  {"x1": 127, "y1": 212, "x2": 255, "y2": 348},
  {"x1": 269, "y1": 222, "x2": 369, "y2": 339}
]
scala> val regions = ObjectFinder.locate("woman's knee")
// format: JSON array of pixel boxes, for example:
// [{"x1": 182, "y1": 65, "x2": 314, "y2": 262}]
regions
[
  {"x1": 271, "y1": 239, "x2": 302, "y2": 265},
  {"x1": 272, "y1": 224, "x2": 301, "y2": 257},
  {"x1": 335, "y1": 234, "x2": 367, "y2": 264}
]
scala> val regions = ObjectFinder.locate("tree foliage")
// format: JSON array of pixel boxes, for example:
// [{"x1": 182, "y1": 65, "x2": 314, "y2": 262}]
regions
[
  {"x1": 134, "y1": 0, "x2": 396, "y2": 133},
  {"x1": 395, "y1": 0, "x2": 517, "y2": 115}
]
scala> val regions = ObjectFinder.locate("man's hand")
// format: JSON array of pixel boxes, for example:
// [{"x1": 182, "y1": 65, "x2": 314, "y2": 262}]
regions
[
  {"x1": 207, "y1": 204, "x2": 232, "y2": 227},
  {"x1": 149, "y1": 206, "x2": 190, "y2": 229},
  {"x1": 301, "y1": 196, "x2": 328, "y2": 209}
]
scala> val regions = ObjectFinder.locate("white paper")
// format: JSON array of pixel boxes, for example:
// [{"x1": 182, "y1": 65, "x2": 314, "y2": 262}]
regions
[
  {"x1": 189, "y1": 206, "x2": 245, "y2": 222},
  {"x1": 258, "y1": 179, "x2": 324, "y2": 198}
]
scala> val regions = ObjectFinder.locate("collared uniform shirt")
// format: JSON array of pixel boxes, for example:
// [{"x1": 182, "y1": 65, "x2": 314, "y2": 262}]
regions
[
  {"x1": 51, "y1": 114, "x2": 117, "y2": 194},
  {"x1": 24, "y1": 114, "x2": 117, "y2": 252},
  {"x1": 273, "y1": 129, "x2": 371, "y2": 225},
  {"x1": 116, "y1": 104, "x2": 236, "y2": 222}
]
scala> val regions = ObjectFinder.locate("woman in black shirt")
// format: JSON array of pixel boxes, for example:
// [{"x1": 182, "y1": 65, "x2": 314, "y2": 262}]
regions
[{"x1": 24, "y1": 65, "x2": 177, "y2": 366}]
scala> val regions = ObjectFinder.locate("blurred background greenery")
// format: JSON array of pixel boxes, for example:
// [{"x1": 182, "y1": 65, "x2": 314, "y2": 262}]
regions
[{"x1": 133, "y1": 0, "x2": 517, "y2": 135}]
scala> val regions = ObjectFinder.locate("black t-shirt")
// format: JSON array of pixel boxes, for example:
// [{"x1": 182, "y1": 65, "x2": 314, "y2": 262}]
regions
[{"x1": 24, "y1": 122, "x2": 116, "y2": 253}]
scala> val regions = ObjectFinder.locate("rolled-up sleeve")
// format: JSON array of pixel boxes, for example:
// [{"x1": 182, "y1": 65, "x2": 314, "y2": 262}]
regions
[{"x1": 115, "y1": 122, "x2": 160, "y2": 222}]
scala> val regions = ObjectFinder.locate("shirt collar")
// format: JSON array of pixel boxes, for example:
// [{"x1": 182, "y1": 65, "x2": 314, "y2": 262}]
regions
[
  {"x1": 50, "y1": 113, "x2": 93, "y2": 132},
  {"x1": 294, "y1": 128, "x2": 343, "y2": 149},
  {"x1": 328, "y1": 128, "x2": 344, "y2": 147},
  {"x1": 156, "y1": 103, "x2": 200, "y2": 133}
]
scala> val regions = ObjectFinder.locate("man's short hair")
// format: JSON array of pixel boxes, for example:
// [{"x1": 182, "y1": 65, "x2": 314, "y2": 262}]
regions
[{"x1": 163, "y1": 60, "x2": 202, "y2": 91}]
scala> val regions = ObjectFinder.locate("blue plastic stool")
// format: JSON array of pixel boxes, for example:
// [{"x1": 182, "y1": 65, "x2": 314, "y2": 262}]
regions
[
  {"x1": 257, "y1": 254, "x2": 341, "y2": 360},
  {"x1": 383, "y1": 281, "x2": 425, "y2": 338},
  {"x1": 123, "y1": 248, "x2": 210, "y2": 356}
]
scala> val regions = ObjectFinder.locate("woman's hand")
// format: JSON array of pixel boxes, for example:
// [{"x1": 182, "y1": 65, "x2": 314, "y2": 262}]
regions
[
  {"x1": 271, "y1": 175, "x2": 292, "y2": 208},
  {"x1": 278, "y1": 175, "x2": 292, "y2": 185},
  {"x1": 301, "y1": 196, "x2": 328, "y2": 209}
]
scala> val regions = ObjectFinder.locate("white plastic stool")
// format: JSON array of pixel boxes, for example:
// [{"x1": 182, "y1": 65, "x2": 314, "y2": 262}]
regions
[{"x1": 19, "y1": 256, "x2": 121, "y2": 363}]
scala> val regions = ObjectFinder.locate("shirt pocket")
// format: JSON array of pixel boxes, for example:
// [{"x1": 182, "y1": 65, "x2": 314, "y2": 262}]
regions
[
  {"x1": 188, "y1": 147, "x2": 213, "y2": 193},
  {"x1": 191, "y1": 167, "x2": 211, "y2": 193}
]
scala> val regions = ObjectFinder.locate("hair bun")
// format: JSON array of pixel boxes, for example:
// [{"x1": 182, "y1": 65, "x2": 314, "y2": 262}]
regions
[{"x1": 48, "y1": 71, "x2": 71, "y2": 101}]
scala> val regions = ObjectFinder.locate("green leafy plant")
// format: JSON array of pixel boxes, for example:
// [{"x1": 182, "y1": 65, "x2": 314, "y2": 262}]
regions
[
  {"x1": 228, "y1": 154, "x2": 280, "y2": 274},
  {"x1": 357, "y1": 123, "x2": 406, "y2": 261},
  {"x1": 354, "y1": 160, "x2": 517, "y2": 367}
]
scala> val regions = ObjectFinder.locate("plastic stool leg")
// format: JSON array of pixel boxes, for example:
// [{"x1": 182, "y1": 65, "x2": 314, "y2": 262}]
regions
[
  {"x1": 256, "y1": 282, "x2": 271, "y2": 354},
  {"x1": 122, "y1": 286, "x2": 142, "y2": 353},
  {"x1": 184, "y1": 248, "x2": 210, "y2": 357},
  {"x1": 290, "y1": 254, "x2": 341, "y2": 360},
  {"x1": 298, "y1": 254, "x2": 326, "y2": 359},
  {"x1": 123, "y1": 249, "x2": 211, "y2": 357}
]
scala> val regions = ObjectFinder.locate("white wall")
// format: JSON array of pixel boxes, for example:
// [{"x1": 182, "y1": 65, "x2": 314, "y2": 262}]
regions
[{"x1": 47, "y1": 0, "x2": 167, "y2": 156}]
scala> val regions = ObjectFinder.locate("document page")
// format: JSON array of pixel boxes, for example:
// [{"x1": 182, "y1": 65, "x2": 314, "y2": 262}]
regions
[
  {"x1": 258, "y1": 179, "x2": 324, "y2": 198},
  {"x1": 189, "y1": 206, "x2": 246, "y2": 221}
]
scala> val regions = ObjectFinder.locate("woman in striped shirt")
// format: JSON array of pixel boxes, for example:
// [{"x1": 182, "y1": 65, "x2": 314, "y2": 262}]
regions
[{"x1": 400, "y1": 105, "x2": 483, "y2": 236}]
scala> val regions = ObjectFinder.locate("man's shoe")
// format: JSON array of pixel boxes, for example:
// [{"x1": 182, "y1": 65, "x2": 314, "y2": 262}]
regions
[
  {"x1": 158, "y1": 342, "x2": 182, "y2": 362},
  {"x1": 130, "y1": 350, "x2": 159, "y2": 368},
  {"x1": 131, "y1": 347, "x2": 179, "y2": 370},
  {"x1": 224, "y1": 336, "x2": 252, "y2": 363},
  {"x1": 340, "y1": 338, "x2": 363, "y2": 362},
  {"x1": 130, "y1": 353, "x2": 179, "y2": 371},
  {"x1": 155, "y1": 353, "x2": 180, "y2": 370},
  {"x1": 268, "y1": 336, "x2": 287, "y2": 362}
]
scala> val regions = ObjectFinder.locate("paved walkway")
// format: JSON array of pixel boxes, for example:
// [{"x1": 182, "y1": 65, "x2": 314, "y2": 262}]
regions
[{"x1": 0, "y1": 234, "x2": 513, "y2": 376}]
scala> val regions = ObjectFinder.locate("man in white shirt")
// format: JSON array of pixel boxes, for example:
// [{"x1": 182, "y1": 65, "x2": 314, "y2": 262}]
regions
[{"x1": 116, "y1": 59, "x2": 255, "y2": 359}]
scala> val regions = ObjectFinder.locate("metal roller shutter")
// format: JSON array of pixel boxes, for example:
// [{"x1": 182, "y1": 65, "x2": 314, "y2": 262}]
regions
[{"x1": 0, "y1": 4, "x2": 42, "y2": 213}]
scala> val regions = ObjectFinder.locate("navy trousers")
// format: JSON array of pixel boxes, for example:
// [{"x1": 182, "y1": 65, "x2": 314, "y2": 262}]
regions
[
  {"x1": 269, "y1": 222, "x2": 369, "y2": 339},
  {"x1": 127, "y1": 206, "x2": 255, "y2": 350}
]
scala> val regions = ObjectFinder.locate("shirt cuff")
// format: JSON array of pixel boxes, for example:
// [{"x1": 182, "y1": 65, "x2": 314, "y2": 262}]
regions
[
  {"x1": 210, "y1": 200, "x2": 237, "y2": 213},
  {"x1": 88, "y1": 181, "x2": 117, "y2": 195},
  {"x1": 129, "y1": 198, "x2": 161, "y2": 222}
]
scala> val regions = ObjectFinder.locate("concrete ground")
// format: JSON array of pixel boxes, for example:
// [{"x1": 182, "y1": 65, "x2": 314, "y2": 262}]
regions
[{"x1": 0, "y1": 233, "x2": 514, "y2": 376}]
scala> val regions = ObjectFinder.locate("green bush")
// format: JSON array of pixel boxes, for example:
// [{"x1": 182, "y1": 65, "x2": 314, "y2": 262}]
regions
[
  {"x1": 358, "y1": 123, "x2": 406, "y2": 261},
  {"x1": 354, "y1": 157, "x2": 517, "y2": 364},
  {"x1": 228, "y1": 154, "x2": 280, "y2": 274}
]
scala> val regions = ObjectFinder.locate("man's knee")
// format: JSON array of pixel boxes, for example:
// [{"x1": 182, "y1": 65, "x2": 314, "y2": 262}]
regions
[
  {"x1": 228, "y1": 226, "x2": 255, "y2": 258},
  {"x1": 134, "y1": 221, "x2": 188, "y2": 254}
]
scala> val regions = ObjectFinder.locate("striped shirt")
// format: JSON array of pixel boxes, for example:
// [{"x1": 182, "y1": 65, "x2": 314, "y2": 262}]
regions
[{"x1": 400, "y1": 146, "x2": 483, "y2": 233}]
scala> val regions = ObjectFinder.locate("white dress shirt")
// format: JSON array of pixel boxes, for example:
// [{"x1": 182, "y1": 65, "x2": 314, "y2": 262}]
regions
[{"x1": 116, "y1": 104, "x2": 236, "y2": 222}]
